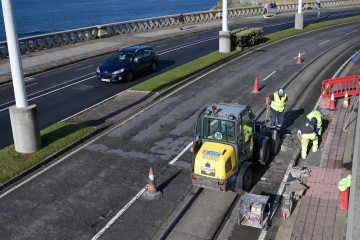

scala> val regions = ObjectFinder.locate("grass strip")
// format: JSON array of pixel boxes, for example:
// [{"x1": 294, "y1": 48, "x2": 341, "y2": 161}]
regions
[
  {"x1": 132, "y1": 15, "x2": 360, "y2": 93},
  {"x1": 131, "y1": 50, "x2": 240, "y2": 92},
  {"x1": 0, "y1": 122, "x2": 94, "y2": 185},
  {"x1": 264, "y1": 15, "x2": 360, "y2": 42},
  {"x1": 1, "y1": 13, "x2": 359, "y2": 185}
]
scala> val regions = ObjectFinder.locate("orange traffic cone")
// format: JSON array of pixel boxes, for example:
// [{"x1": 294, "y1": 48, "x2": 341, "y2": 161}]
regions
[
  {"x1": 253, "y1": 77, "x2": 259, "y2": 93},
  {"x1": 329, "y1": 93, "x2": 336, "y2": 110},
  {"x1": 343, "y1": 91, "x2": 349, "y2": 108},
  {"x1": 296, "y1": 51, "x2": 302, "y2": 64},
  {"x1": 144, "y1": 167, "x2": 161, "y2": 199}
]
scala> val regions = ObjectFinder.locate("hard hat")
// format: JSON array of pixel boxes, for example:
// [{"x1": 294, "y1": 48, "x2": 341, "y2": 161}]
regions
[{"x1": 278, "y1": 88, "x2": 284, "y2": 97}]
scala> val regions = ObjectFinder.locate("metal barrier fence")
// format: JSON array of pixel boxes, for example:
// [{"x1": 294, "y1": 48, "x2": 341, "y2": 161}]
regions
[
  {"x1": 0, "y1": 0, "x2": 359, "y2": 59},
  {"x1": 321, "y1": 75, "x2": 360, "y2": 98}
]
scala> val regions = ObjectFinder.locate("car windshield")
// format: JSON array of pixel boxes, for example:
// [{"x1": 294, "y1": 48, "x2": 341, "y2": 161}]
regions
[
  {"x1": 108, "y1": 51, "x2": 134, "y2": 63},
  {"x1": 203, "y1": 117, "x2": 236, "y2": 143}
]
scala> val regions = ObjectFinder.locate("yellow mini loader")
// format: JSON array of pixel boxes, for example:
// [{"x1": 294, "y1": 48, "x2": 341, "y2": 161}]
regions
[{"x1": 191, "y1": 103, "x2": 280, "y2": 192}]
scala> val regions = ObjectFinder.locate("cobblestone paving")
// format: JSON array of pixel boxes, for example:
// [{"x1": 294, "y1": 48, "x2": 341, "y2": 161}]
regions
[{"x1": 290, "y1": 63, "x2": 358, "y2": 239}]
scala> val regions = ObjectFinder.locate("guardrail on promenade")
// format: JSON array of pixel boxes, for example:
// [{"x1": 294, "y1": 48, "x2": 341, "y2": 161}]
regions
[{"x1": 0, "y1": 0, "x2": 359, "y2": 59}]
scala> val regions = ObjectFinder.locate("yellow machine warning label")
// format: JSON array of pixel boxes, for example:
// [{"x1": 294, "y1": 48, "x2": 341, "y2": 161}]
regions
[{"x1": 201, "y1": 150, "x2": 220, "y2": 161}]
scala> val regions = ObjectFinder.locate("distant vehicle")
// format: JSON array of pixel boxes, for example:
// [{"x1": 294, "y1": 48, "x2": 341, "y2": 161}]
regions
[{"x1": 96, "y1": 46, "x2": 159, "y2": 82}]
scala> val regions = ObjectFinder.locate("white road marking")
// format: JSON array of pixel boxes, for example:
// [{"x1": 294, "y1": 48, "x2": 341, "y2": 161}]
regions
[
  {"x1": 75, "y1": 65, "x2": 93, "y2": 71},
  {"x1": 352, "y1": 30, "x2": 358, "y2": 32},
  {"x1": 2, "y1": 23, "x2": 356, "y2": 237},
  {"x1": 60, "y1": 91, "x2": 125, "y2": 122},
  {"x1": 258, "y1": 150, "x2": 297, "y2": 240},
  {"x1": 91, "y1": 187, "x2": 147, "y2": 240},
  {"x1": 25, "y1": 82, "x2": 38, "y2": 87},
  {"x1": 262, "y1": 71, "x2": 276, "y2": 81},
  {"x1": 346, "y1": 32, "x2": 350, "y2": 34},
  {"x1": 169, "y1": 141, "x2": 193, "y2": 165},
  {"x1": 293, "y1": 52, "x2": 305, "y2": 60},
  {"x1": 159, "y1": 36, "x2": 218, "y2": 55},
  {"x1": 0, "y1": 76, "x2": 94, "y2": 112},
  {"x1": 0, "y1": 73, "x2": 93, "y2": 109},
  {"x1": 258, "y1": 47, "x2": 360, "y2": 240},
  {"x1": 155, "y1": 44, "x2": 167, "y2": 48},
  {"x1": 318, "y1": 40, "x2": 329, "y2": 45},
  {"x1": 314, "y1": 51, "x2": 360, "y2": 110}
]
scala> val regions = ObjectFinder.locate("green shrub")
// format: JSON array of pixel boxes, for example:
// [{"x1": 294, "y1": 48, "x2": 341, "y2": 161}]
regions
[{"x1": 231, "y1": 28, "x2": 263, "y2": 48}]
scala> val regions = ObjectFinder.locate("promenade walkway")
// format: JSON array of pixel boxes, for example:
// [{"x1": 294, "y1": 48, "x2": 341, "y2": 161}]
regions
[
  {"x1": 0, "y1": 11, "x2": 264, "y2": 84},
  {"x1": 1, "y1": 5, "x2": 360, "y2": 239},
  {"x1": 0, "y1": 6, "x2": 358, "y2": 85}
]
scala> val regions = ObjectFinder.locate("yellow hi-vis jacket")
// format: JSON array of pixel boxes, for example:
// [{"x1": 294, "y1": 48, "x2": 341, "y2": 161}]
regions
[
  {"x1": 306, "y1": 110, "x2": 322, "y2": 128},
  {"x1": 270, "y1": 92, "x2": 287, "y2": 112}
]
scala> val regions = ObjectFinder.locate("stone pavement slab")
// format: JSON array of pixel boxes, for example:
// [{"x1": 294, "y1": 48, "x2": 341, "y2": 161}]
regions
[{"x1": 289, "y1": 51, "x2": 360, "y2": 240}]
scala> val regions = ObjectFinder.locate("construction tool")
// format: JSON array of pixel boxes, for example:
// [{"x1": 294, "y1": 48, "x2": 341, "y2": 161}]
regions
[{"x1": 281, "y1": 179, "x2": 308, "y2": 220}]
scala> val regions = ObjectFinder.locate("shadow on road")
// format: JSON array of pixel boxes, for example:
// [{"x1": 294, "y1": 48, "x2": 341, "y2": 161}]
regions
[{"x1": 157, "y1": 170, "x2": 183, "y2": 191}]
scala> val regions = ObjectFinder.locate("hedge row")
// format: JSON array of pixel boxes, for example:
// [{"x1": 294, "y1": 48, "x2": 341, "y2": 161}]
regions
[{"x1": 231, "y1": 28, "x2": 263, "y2": 48}]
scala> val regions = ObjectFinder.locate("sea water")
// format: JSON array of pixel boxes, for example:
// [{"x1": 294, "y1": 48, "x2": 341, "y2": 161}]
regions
[{"x1": 0, "y1": 0, "x2": 217, "y2": 41}]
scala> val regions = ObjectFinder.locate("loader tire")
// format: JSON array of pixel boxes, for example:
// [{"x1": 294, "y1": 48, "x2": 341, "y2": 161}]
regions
[
  {"x1": 259, "y1": 136, "x2": 271, "y2": 166},
  {"x1": 236, "y1": 162, "x2": 253, "y2": 192}
]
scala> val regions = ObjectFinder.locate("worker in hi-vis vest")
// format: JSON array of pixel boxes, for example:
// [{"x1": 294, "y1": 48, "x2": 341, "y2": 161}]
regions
[
  {"x1": 266, "y1": 88, "x2": 288, "y2": 130},
  {"x1": 297, "y1": 118, "x2": 318, "y2": 159},
  {"x1": 306, "y1": 110, "x2": 323, "y2": 136}
]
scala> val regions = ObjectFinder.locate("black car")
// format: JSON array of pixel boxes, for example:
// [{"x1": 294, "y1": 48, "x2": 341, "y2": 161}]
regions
[{"x1": 96, "y1": 46, "x2": 159, "y2": 82}]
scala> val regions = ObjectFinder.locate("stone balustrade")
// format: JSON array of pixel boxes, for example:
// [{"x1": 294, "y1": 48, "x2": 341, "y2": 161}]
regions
[{"x1": 0, "y1": 0, "x2": 359, "y2": 59}]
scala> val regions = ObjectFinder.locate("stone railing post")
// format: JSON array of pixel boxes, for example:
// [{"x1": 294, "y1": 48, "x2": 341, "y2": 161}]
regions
[
  {"x1": 96, "y1": 26, "x2": 108, "y2": 38},
  {"x1": 0, "y1": 0, "x2": 359, "y2": 58}
]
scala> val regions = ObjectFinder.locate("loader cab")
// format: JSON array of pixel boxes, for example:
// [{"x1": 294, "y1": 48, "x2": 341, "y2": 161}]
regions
[
  {"x1": 238, "y1": 108, "x2": 256, "y2": 162},
  {"x1": 192, "y1": 103, "x2": 274, "y2": 192},
  {"x1": 192, "y1": 104, "x2": 255, "y2": 172}
]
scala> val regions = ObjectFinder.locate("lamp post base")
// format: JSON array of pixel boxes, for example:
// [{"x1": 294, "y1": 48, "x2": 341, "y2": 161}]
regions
[
  {"x1": 219, "y1": 31, "x2": 231, "y2": 53},
  {"x1": 9, "y1": 104, "x2": 41, "y2": 153},
  {"x1": 295, "y1": 13, "x2": 304, "y2": 29}
]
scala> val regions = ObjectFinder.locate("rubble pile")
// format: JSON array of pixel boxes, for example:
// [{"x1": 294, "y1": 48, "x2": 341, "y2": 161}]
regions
[{"x1": 280, "y1": 134, "x2": 300, "y2": 152}]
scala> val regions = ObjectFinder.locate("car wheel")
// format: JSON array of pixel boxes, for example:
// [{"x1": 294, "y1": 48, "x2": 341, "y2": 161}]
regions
[
  {"x1": 126, "y1": 71, "x2": 133, "y2": 82},
  {"x1": 151, "y1": 61, "x2": 157, "y2": 73}
]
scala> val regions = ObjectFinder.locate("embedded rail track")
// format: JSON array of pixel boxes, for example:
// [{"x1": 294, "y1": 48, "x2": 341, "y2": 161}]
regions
[{"x1": 157, "y1": 35, "x2": 360, "y2": 240}]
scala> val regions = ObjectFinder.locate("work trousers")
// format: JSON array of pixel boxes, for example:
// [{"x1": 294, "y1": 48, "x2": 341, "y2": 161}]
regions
[
  {"x1": 270, "y1": 108, "x2": 284, "y2": 129},
  {"x1": 179, "y1": 21, "x2": 184, "y2": 29},
  {"x1": 301, "y1": 133, "x2": 318, "y2": 159}
]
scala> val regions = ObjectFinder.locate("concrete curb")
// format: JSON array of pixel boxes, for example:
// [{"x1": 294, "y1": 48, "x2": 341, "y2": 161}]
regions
[
  {"x1": 0, "y1": 125, "x2": 108, "y2": 192},
  {"x1": 1, "y1": 6, "x2": 359, "y2": 85},
  {"x1": 1, "y1": 5, "x2": 360, "y2": 195},
  {"x1": 346, "y1": 95, "x2": 360, "y2": 239},
  {"x1": 0, "y1": 21, "x2": 345, "y2": 187}
]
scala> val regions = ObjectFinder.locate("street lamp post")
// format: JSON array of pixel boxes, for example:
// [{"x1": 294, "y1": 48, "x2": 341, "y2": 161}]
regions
[
  {"x1": 295, "y1": 0, "x2": 304, "y2": 29},
  {"x1": 1, "y1": 0, "x2": 41, "y2": 153},
  {"x1": 219, "y1": 0, "x2": 231, "y2": 53}
]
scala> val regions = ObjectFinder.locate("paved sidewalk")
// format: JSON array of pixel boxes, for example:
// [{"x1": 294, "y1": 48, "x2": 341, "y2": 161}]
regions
[
  {"x1": 0, "y1": 13, "x2": 265, "y2": 84},
  {"x1": 0, "y1": 6, "x2": 358, "y2": 85},
  {"x1": 1, "y1": 5, "x2": 360, "y2": 240},
  {"x1": 288, "y1": 53, "x2": 360, "y2": 240}
]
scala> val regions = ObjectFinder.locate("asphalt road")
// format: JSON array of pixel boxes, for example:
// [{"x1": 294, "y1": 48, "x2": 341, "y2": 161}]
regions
[
  {"x1": 0, "y1": 8, "x2": 360, "y2": 149},
  {"x1": 0, "y1": 20, "x2": 359, "y2": 239}
]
